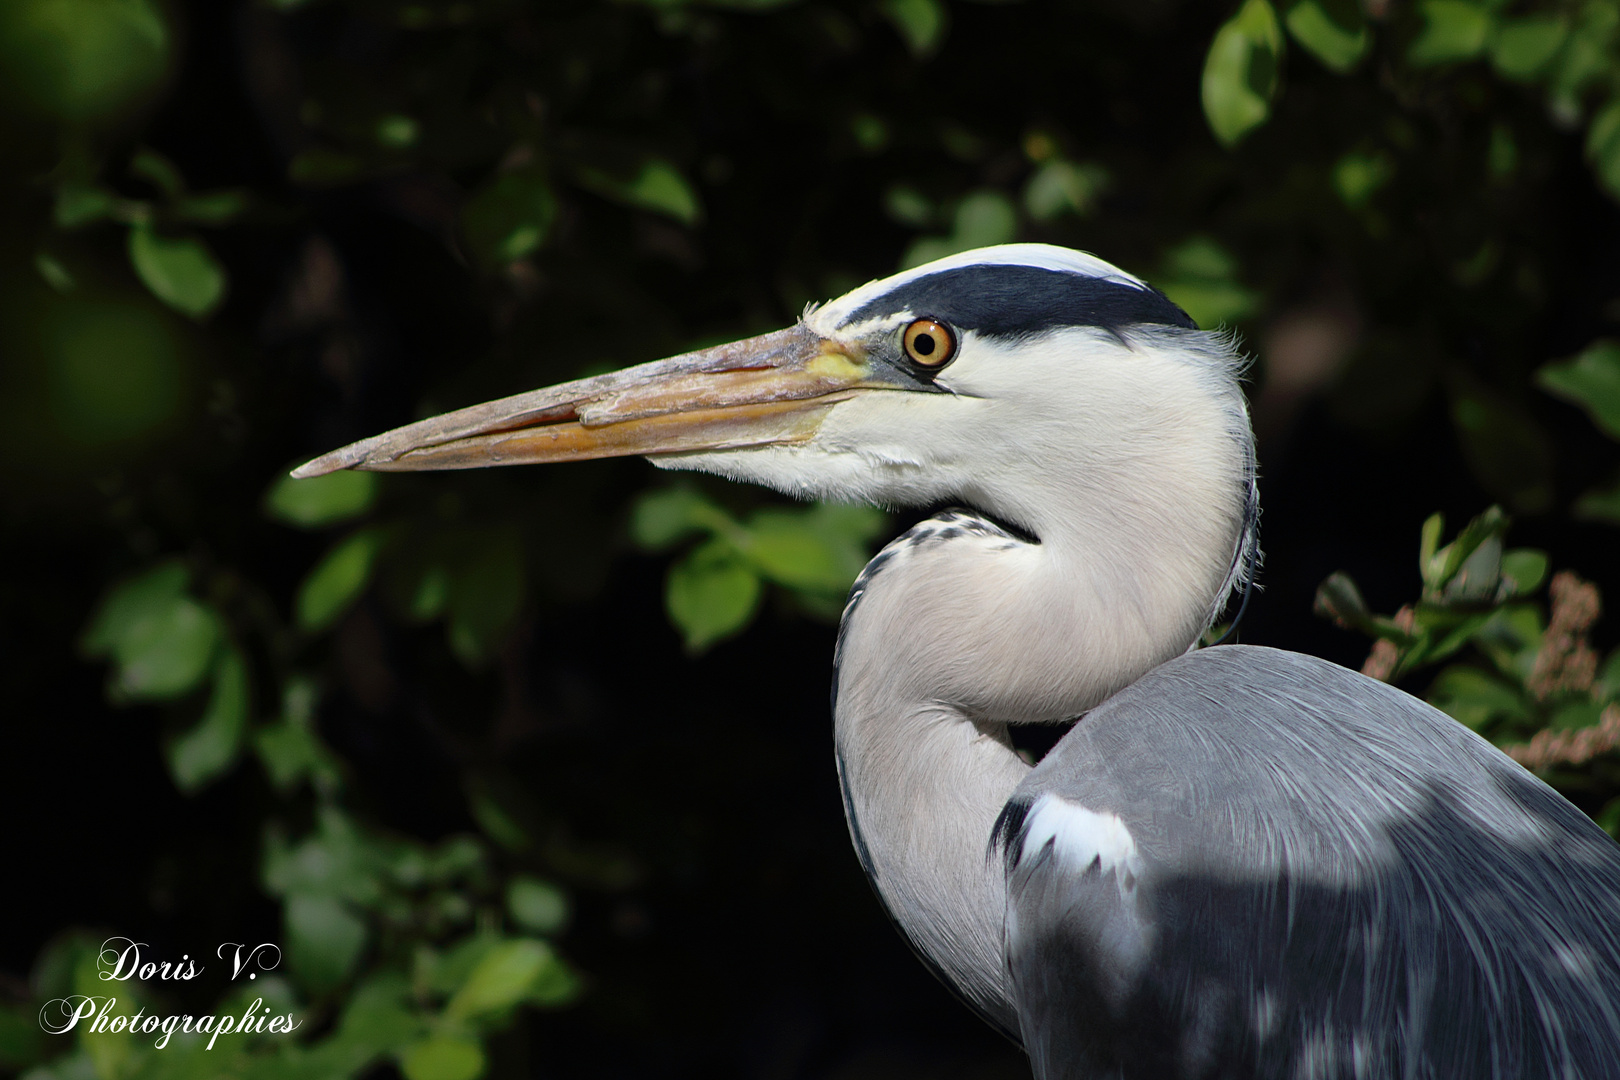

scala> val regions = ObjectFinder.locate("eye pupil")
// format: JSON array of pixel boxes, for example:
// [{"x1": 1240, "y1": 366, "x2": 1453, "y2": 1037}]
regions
[{"x1": 903, "y1": 318, "x2": 955, "y2": 368}]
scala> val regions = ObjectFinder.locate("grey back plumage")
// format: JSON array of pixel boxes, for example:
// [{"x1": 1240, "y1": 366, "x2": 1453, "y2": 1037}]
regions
[{"x1": 993, "y1": 645, "x2": 1620, "y2": 1080}]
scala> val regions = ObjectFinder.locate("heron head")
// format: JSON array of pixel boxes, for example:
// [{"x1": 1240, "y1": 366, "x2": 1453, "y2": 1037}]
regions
[{"x1": 295, "y1": 245, "x2": 1254, "y2": 582}]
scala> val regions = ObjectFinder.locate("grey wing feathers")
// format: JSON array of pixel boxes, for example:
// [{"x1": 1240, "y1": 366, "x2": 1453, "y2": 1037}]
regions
[{"x1": 992, "y1": 644, "x2": 1620, "y2": 1080}]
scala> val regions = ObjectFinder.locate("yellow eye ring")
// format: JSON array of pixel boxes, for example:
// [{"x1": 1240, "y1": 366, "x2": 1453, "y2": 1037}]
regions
[{"x1": 902, "y1": 319, "x2": 956, "y2": 368}]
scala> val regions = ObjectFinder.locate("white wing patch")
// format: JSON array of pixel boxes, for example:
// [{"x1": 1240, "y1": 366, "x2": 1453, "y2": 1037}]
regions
[
  {"x1": 1021, "y1": 794, "x2": 1145, "y2": 889},
  {"x1": 1007, "y1": 794, "x2": 1156, "y2": 1008}
]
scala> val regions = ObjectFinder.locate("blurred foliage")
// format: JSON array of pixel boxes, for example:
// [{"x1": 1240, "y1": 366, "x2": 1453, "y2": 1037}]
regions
[
  {"x1": 4, "y1": 0, "x2": 1620, "y2": 1076},
  {"x1": 1315, "y1": 310, "x2": 1620, "y2": 828},
  {"x1": 1316, "y1": 506, "x2": 1620, "y2": 831},
  {"x1": 630, "y1": 487, "x2": 886, "y2": 651},
  {"x1": 1203, "y1": 0, "x2": 1284, "y2": 146}
]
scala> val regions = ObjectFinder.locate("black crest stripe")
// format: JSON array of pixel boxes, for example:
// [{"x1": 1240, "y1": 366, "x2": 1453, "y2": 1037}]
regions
[{"x1": 849, "y1": 264, "x2": 1195, "y2": 336}]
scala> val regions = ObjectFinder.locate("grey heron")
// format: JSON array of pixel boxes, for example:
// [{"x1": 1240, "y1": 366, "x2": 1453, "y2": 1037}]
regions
[{"x1": 297, "y1": 245, "x2": 1620, "y2": 1077}]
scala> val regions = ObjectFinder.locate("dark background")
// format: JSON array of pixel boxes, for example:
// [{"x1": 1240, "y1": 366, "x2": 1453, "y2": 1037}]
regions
[{"x1": 3, "y1": 0, "x2": 1619, "y2": 1077}]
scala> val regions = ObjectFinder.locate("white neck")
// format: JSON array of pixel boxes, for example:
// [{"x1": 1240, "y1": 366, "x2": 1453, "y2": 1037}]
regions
[
  {"x1": 831, "y1": 495, "x2": 1233, "y2": 1031},
  {"x1": 829, "y1": 332, "x2": 1252, "y2": 1030}
]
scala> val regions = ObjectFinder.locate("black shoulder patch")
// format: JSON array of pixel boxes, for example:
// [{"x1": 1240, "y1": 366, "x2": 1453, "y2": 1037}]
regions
[
  {"x1": 848, "y1": 264, "x2": 1196, "y2": 337},
  {"x1": 989, "y1": 797, "x2": 1033, "y2": 875}
]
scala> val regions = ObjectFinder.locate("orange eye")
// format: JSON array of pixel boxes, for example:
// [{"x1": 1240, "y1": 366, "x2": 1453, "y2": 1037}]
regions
[{"x1": 902, "y1": 319, "x2": 955, "y2": 367}]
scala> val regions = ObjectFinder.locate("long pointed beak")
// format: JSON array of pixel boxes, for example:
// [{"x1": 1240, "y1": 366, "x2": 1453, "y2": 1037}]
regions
[{"x1": 292, "y1": 325, "x2": 871, "y2": 478}]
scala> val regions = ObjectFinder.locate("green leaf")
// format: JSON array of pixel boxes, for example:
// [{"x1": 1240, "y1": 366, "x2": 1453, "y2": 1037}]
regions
[
  {"x1": 666, "y1": 539, "x2": 761, "y2": 652},
  {"x1": 256, "y1": 719, "x2": 338, "y2": 794},
  {"x1": 35, "y1": 250, "x2": 75, "y2": 292},
  {"x1": 1548, "y1": 2, "x2": 1619, "y2": 116},
  {"x1": 1428, "y1": 665, "x2": 1529, "y2": 730},
  {"x1": 129, "y1": 147, "x2": 183, "y2": 196},
  {"x1": 0, "y1": 1001, "x2": 45, "y2": 1069},
  {"x1": 376, "y1": 540, "x2": 450, "y2": 633},
  {"x1": 461, "y1": 169, "x2": 557, "y2": 266},
  {"x1": 1551, "y1": 700, "x2": 1605, "y2": 731},
  {"x1": 1419, "y1": 513, "x2": 1444, "y2": 576},
  {"x1": 113, "y1": 596, "x2": 221, "y2": 701},
  {"x1": 427, "y1": 835, "x2": 486, "y2": 882},
  {"x1": 468, "y1": 787, "x2": 531, "y2": 852},
  {"x1": 390, "y1": 834, "x2": 484, "y2": 890},
  {"x1": 172, "y1": 189, "x2": 250, "y2": 225},
  {"x1": 1157, "y1": 236, "x2": 1258, "y2": 326},
  {"x1": 622, "y1": 160, "x2": 701, "y2": 225},
  {"x1": 400, "y1": 1037, "x2": 484, "y2": 1080},
  {"x1": 1201, "y1": 0, "x2": 1283, "y2": 147},
  {"x1": 1489, "y1": 15, "x2": 1568, "y2": 81},
  {"x1": 1537, "y1": 339, "x2": 1620, "y2": 439},
  {"x1": 1598, "y1": 649, "x2": 1620, "y2": 702},
  {"x1": 376, "y1": 113, "x2": 419, "y2": 148},
  {"x1": 1332, "y1": 150, "x2": 1393, "y2": 208},
  {"x1": 167, "y1": 645, "x2": 249, "y2": 792},
  {"x1": 81, "y1": 561, "x2": 189, "y2": 657},
  {"x1": 629, "y1": 487, "x2": 730, "y2": 549},
  {"x1": 1022, "y1": 161, "x2": 1108, "y2": 221},
  {"x1": 506, "y1": 877, "x2": 569, "y2": 935},
  {"x1": 883, "y1": 185, "x2": 933, "y2": 228},
  {"x1": 54, "y1": 183, "x2": 114, "y2": 228},
  {"x1": 850, "y1": 112, "x2": 889, "y2": 152},
  {"x1": 1427, "y1": 504, "x2": 1508, "y2": 595},
  {"x1": 34, "y1": 295, "x2": 188, "y2": 447},
  {"x1": 1407, "y1": 0, "x2": 1492, "y2": 66},
  {"x1": 418, "y1": 932, "x2": 500, "y2": 996},
  {"x1": 953, "y1": 191, "x2": 1017, "y2": 248},
  {"x1": 901, "y1": 236, "x2": 960, "y2": 269},
  {"x1": 1498, "y1": 549, "x2": 1548, "y2": 596},
  {"x1": 1313, "y1": 571, "x2": 1376, "y2": 633},
  {"x1": 1157, "y1": 280, "x2": 1256, "y2": 327},
  {"x1": 881, "y1": 0, "x2": 946, "y2": 56},
  {"x1": 1284, "y1": 0, "x2": 1368, "y2": 73},
  {"x1": 1587, "y1": 100, "x2": 1620, "y2": 201},
  {"x1": 1473, "y1": 603, "x2": 1545, "y2": 682},
  {"x1": 1601, "y1": 799, "x2": 1620, "y2": 839},
  {"x1": 284, "y1": 893, "x2": 367, "y2": 992},
  {"x1": 807, "y1": 502, "x2": 889, "y2": 543},
  {"x1": 264, "y1": 808, "x2": 387, "y2": 904},
  {"x1": 1574, "y1": 478, "x2": 1620, "y2": 525},
  {"x1": 1165, "y1": 235, "x2": 1238, "y2": 280},
  {"x1": 526, "y1": 955, "x2": 581, "y2": 1007},
  {"x1": 901, "y1": 191, "x2": 1018, "y2": 269},
  {"x1": 408, "y1": 566, "x2": 451, "y2": 622},
  {"x1": 1419, "y1": 609, "x2": 1493, "y2": 667},
  {"x1": 446, "y1": 939, "x2": 552, "y2": 1022},
  {"x1": 127, "y1": 224, "x2": 226, "y2": 319},
  {"x1": 296, "y1": 529, "x2": 383, "y2": 632},
  {"x1": 744, "y1": 512, "x2": 854, "y2": 592},
  {"x1": 0, "y1": 0, "x2": 171, "y2": 124},
  {"x1": 1443, "y1": 532, "x2": 1502, "y2": 602},
  {"x1": 326, "y1": 973, "x2": 421, "y2": 1064},
  {"x1": 266, "y1": 469, "x2": 379, "y2": 528}
]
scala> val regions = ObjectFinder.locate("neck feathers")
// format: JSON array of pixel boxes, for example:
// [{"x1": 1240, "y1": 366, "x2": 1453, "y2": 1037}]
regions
[
  {"x1": 831, "y1": 330, "x2": 1254, "y2": 1035},
  {"x1": 829, "y1": 323, "x2": 1256, "y2": 1040}
]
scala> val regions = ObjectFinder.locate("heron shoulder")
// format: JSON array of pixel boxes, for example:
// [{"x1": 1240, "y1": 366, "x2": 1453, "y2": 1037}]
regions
[
  {"x1": 1001, "y1": 645, "x2": 1616, "y2": 875},
  {"x1": 994, "y1": 644, "x2": 1620, "y2": 1079}
]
